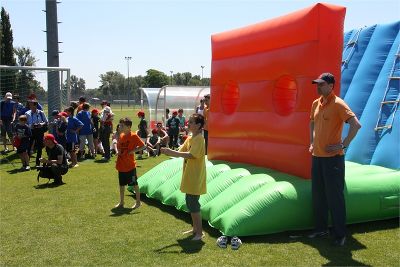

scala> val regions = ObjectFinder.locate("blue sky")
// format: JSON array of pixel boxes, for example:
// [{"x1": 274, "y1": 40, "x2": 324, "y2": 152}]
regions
[{"x1": 2, "y1": 0, "x2": 400, "y2": 89}]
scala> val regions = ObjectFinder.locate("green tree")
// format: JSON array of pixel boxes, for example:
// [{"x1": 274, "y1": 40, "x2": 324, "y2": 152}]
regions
[
  {"x1": 99, "y1": 71, "x2": 125, "y2": 100},
  {"x1": 173, "y1": 72, "x2": 201, "y2": 86},
  {"x1": 129, "y1": 75, "x2": 145, "y2": 103},
  {"x1": 14, "y1": 46, "x2": 39, "y2": 99},
  {"x1": 188, "y1": 74, "x2": 202, "y2": 86},
  {"x1": 70, "y1": 75, "x2": 86, "y2": 99},
  {"x1": 0, "y1": 7, "x2": 17, "y2": 96},
  {"x1": 202, "y1": 78, "x2": 210, "y2": 86},
  {"x1": 144, "y1": 69, "x2": 169, "y2": 88}
]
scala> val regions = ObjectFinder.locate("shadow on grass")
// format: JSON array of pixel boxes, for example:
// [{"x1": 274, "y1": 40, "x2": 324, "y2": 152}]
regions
[
  {"x1": 94, "y1": 159, "x2": 111, "y2": 164},
  {"x1": 34, "y1": 182, "x2": 66, "y2": 189},
  {"x1": 6, "y1": 168, "x2": 23, "y2": 174},
  {"x1": 109, "y1": 206, "x2": 140, "y2": 217},
  {"x1": 137, "y1": 195, "x2": 221, "y2": 238},
  {"x1": 1, "y1": 151, "x2": 19, "y2": 171},
  {"x1": 153, "y1": 235, "x2": 205, "y2": 254},
  {"x1": 237, "y1": 218, "x2": 398, "y2": 266}
]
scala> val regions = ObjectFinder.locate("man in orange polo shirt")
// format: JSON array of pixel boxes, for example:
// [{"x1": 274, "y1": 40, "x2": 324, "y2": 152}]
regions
[{"x1": 308, "y1": 73, "x2": 361, "y2": 246}]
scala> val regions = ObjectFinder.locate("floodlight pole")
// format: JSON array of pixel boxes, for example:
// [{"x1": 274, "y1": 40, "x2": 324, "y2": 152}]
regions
[
  {"x1": 170, "y1": 71, "x2": 173, "y2": 85},
  {"x1": 125, "y1": 56, "x2": 132, "y2": 107},
  {"x1": 201, "y1": 65, "x2": 205, "y2": 85}
]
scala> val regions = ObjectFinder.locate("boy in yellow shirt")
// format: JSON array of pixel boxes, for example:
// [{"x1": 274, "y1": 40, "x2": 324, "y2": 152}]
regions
[{"x1": 161, "y1": 114, "x2": 207, "y2": 241}]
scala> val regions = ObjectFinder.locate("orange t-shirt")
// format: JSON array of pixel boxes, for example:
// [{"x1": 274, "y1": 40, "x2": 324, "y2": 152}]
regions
[
  {"x1": 203, "y1": 106, "x2": 209, "y2": 131},
  {"x1": 115, "y1": 131, "x2": 145, "y2": 172},
  {"x1": 310, "y1": 92, "x2": 355, "y2": 157}
]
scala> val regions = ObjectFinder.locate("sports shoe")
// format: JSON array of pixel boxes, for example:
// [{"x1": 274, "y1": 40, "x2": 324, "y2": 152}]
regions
[
  {"x1": 332, "y1": 236, "x2": 346, "y2": 247},
  {"x1": 308, "y1": 230, "x2": 329, "y2": 238},
  {"x1": 231, "y1": 236, "x2": 242, "y2": 250},
  {"x1": 24, "y1": 166, "x2": 31, "y2": 171},
  {"x1": 216, "y1": 236, "x2": 228, "y2": 248}
]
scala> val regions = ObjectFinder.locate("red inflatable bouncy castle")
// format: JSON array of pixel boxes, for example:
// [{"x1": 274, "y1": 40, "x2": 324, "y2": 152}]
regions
[{"x1": 208, "y1": 3, "x2": 346, "y2": 179}]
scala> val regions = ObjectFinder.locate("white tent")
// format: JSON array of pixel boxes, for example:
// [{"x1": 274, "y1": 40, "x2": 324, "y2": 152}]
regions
[{"x1": 140, "y1": 86, "x2": 210, "y2": 128}]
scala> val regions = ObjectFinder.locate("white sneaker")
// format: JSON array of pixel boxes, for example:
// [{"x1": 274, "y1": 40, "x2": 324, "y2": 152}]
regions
[
  {"x1": 216, "y1": 236, "x2": 228, "y2": 248},
  {"x1": 231, "y1": 236, "x2": 242, "y2": 250}
]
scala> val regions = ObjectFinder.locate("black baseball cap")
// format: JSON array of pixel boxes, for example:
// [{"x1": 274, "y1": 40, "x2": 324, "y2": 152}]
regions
[{"x1": 312, "y1": 73, "x2": 335, "y2": 84}]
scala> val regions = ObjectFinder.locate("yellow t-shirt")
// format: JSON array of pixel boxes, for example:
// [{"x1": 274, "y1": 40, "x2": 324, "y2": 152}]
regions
[{"x1": 179, "y1": 134, "x2": 207, "y2": 195}]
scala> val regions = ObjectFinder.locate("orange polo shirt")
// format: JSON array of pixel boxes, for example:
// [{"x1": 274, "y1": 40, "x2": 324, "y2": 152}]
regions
[{"x1": 310, "y1": 92, "x2": 355, "y2": 157}]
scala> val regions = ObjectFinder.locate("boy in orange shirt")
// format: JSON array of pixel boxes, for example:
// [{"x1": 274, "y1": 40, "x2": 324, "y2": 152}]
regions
[{"x1": 114, "y1": 117, "x2": 146, "y2": 209}]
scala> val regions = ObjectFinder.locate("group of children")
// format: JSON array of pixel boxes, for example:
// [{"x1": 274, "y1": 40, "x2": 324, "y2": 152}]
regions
[{"x1": 4, "y1": 91, "x2": 209, "y2": 241}]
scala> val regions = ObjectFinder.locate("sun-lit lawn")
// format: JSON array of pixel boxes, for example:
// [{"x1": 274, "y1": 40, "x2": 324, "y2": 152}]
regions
[{"x1": 0, "y1": 106, "x2": 399, "y2": 266}]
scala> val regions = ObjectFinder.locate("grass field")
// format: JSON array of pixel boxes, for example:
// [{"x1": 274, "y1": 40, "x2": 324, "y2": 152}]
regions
[{"x1": 1, "y1": 107, "x2": 399, "y2": 266}]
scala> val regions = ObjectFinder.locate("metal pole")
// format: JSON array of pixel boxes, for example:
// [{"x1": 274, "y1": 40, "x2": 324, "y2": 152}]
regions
[
  {"x1": 170, "y1": 70, "x2": 173, "y2": 85},
  {"x1": 125, "y1": 56, "x2": 132, "y2": 107},
  {"x1": 201, "y1": 65, "x2": 205, "y2": 85}
]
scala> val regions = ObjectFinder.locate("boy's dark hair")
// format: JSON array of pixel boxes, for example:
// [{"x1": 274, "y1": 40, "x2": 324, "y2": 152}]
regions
[
  {"x1": 190, "y1": 113, "x2": 204, "y2": 129},
  {"x1": 121, "y1": 117, "x2": 133, "y2": 128},
  {"x1": 178, "y1": 108, "x2": 183, "y2": 113},
  {"x1": 70, "y1": 101, "x2": 79, "y2": 109},
  {"x1": 204, "y1": 94, "x2": 210, "y2": 99},
  {"x1": 82, "y1": 103, "x2": 90, "y2": 110},
  {"x1": 19, "y1": 115, "x2": 27, "y2": 122},
  {"x1": 66, "y1": 106, "x2": 75, "y2": 115}
]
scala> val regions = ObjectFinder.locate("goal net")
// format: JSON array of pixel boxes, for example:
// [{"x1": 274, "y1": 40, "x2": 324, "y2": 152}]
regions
[{"x1": 0, "y1": 65, "x2": 71, "y2": 116}]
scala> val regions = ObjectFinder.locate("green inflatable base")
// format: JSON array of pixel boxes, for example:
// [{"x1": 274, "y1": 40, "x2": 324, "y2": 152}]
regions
[{"x1": 128, "y1": 158, "x2": 399, "y2": 236}]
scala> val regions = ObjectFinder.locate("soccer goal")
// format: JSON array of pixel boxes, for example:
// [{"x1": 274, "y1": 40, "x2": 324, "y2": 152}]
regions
[{"x1": 0, "y1": 65, "x2": 71, "y2": 116}]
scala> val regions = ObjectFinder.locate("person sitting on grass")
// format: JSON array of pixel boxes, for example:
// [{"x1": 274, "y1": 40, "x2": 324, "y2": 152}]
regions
[
  {"x1": 156, "y1": 122, "x2": 169, "y2": 147},
  {"x1": 114, "y1": 117, "x2": 146, "y2": 209},
  {"x1": 146, "y1": 128, "x2": 160, "y2": 156},
  {"x1": 14, "y1": 115, "x2": 32, "y2": 171},
  {"x1": 161, "y1": 113, "x2": 207, "y2": 241},
  {"x1": 111, "y1": 119, "x2": 124, "y2": 155}
]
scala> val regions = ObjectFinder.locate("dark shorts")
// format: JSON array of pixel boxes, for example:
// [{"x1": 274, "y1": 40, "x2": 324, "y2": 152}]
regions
[
  {"x1": 66, "y1": 142, "x2": 78, "y2": 153},
  {"x1": 1, "y1": 119, "x2": 13, "y2": 137},
  {"x1": 118, "y1": 168, "x2": 138, "y2": 186},
  {"x1": 185, "y1": 194, "x2": 200, "y2": 213},
  {"x1": 17, "y1": 140, "x2": 30, "y2": 154}
]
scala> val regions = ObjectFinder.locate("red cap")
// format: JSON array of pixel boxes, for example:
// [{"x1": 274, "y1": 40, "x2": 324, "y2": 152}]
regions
[
  {"x1": 27, "y1": 93, "x2": 37, "y2": 100},
  {"x1": 58, "y1": 112, "x2": 68, "y2": 117},
  {"x1": 91, "y1": 108, "x2": 99, "y2": 114},
  {"x1": 44, "y1": 134, "x2": 58, "y2": 144},
  {"x1": 137, "y1": 111, "x2": 145, "y2": 117},
  {"x1": 151, "y1": 128, "x2": 158, "y2": 134},
  {"x1": 172, "y1": 110, "x2": 178, "y2": 115}
]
